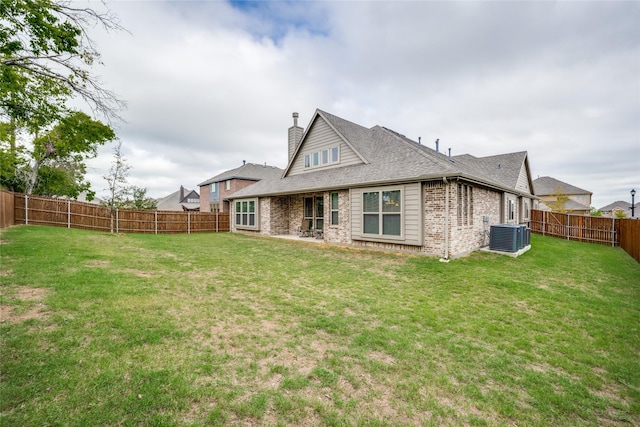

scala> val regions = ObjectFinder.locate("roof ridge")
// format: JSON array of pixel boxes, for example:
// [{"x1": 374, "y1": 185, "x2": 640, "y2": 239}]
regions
[{"x1": 376, "y1": 126, "x2": 460, "y2": 172}]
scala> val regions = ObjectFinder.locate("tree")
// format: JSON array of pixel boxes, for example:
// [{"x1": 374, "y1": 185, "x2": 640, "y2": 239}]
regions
[
  {"x1": 614, "y1": 210, "x2": 627, "y2": 219},
  {"x1": 103, "y1": 140, "x2": 130, "y2": 232},
  {"x1": 125, "y1": 186, "x2": 157, "y2": 210},
  {"x1": 1, "y1": 0, "x2": 126, "y2": 129},
  {"x1": 589, "y1": 207, "x2": 602, "y2": 217},
  {"x1": 2, "y1": 0, "x2": 125, "y2": 197},
  {"x1": 547, "y1": 188, "x2": 569, "y2": 213},
  {"x1": 19, "y1": 111, "x2": 116, "y2": 195}
]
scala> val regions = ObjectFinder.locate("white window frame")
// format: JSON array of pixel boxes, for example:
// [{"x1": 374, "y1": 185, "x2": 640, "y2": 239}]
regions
[
  {"x1": 362, "y1": 186, "x2": 403, "y2": 239},
  {"x1": 508, "y1": 199, "x2": 515, "y2": 221},
  {"x1": 304, "y1": 146, "x2": 340, "y2": 169},
  {"x1": 234, "y1": 198, "x2": 259, "y2": 230},
  {"x1": 330, "y1": 192, "x2": 339, "y2": 226},
  {"x1": 226, "y1": 180, "x2": 231, "y2": 190}
]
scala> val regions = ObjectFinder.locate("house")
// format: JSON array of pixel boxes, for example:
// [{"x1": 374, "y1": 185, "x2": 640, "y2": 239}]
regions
[
  {"x1": 532, "y1": 176, "x2": 592, "y2": 215},
  {"x1": 198, "y1": 162, "x2": 283, "y2": 213},
  {"x1": 599, "y1": 201, "x2": 636, "y2": 218},
  {"x1": 227, "y1": 110, "x2": 536, "y2": 259},
  {"x1": 156, "y1": 186, "x2": 200, "y2": 211}
]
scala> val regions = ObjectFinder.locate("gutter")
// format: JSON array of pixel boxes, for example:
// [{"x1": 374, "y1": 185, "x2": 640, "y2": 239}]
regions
[
  {"x1": 229, "y1": 172, "x2": 537, "y2": 201},
  {"x1": 441, "y1": 176, "x2": 450, "y2": 262}
]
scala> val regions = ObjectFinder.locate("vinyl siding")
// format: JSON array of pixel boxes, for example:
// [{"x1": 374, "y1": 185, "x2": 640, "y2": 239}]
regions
[
  {"x1": 288, "y1": 117, "x2": 364, "y2": 176},
  {"x1": 350, "y1": 182, "x2": 422, "y2": 246},
  {"x1": 515, "y1": 164, "x2": 531, "y2": 193}
]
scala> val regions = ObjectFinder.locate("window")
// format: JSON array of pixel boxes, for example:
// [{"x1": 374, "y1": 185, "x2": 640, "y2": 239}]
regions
[
  {"x1": 315, "y1": 196, "x2": 324, "y2": 230},
  {"x1": 235, "y1": 199, "x2": 258, "y2": 229},
  {"x1": 331, "y1": 193, "x2": 339, "y2": 225},
  {"x1": 457, "y1": 184, "x2": 473, "y2": 226},
  {"x1": 304, "y1": 146, "x2": 340, "y2": 169},
  {"x1": 210, "y1": 182, "x2": 220, "y2": 202},
  {"x1": 363, "y1": 189, "x2": 401, "y2": 236},
  {"x1": 304, "y1": 196, "x2": 325, "y2": 230},
  {"x1": 226, "y1": 180, "x2": 231, "y2": 190},
  {"x1": 508, "y1": 199, "x2": 515, "y2": 221},
  {"x1": 523, "y1": 200, "x2": 530, "y2": 220}
]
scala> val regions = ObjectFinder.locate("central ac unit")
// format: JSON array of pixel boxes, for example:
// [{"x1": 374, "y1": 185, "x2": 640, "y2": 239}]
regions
[{"x1": 490, "y1": 224, "x2": 520, "y2": 252}]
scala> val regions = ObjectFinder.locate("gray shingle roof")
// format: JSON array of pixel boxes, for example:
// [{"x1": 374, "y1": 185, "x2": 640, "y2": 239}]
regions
[
  {"x1": 453, "y1": 152, "x2": 529, "y2": 190},
  {"x1": 198, "y1": 162, "x2": 283, "y2": 186},
  {"x1": 231, "y1": 109, "x2": 534, "y2": 199},
  {"x1": 532, "y1": 176, "x2": 592, "y2": 196},
  {"x1": 599, "y1": 201, "x2": 634, "y2": 212}
]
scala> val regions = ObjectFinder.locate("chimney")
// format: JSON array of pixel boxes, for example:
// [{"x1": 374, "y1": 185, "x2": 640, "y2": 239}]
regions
[
  {"x1": 435, "y1": 139, "x2": 439, "y2": 152},
  {"x1": 180, "y1": 185, "x2": 184, "y2": 201},
  {"x1": 288, "y1": 112, "x2": 304, "y2": 162}
]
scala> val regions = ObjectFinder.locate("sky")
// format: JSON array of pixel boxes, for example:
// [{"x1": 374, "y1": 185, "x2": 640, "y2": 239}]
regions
[{"x1": 81, "y1": 0, "x2": 640, "y2": 209}]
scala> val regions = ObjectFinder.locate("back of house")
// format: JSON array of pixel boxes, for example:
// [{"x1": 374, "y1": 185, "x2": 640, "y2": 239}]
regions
[{"x1": 229, "y1": 110, "x2": 536, "y2": 258}]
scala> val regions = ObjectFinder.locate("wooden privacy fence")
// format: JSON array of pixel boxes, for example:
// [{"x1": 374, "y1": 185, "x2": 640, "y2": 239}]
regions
[
  {"x1": 4, "y1": 192, "x2": 229, "y2": 234},
  {"x1": 529, "y1": 209, "x2": 620, "y2": 246},
  {"x1": 530, "y1": 209, "x2": 639, "y2": 262}
]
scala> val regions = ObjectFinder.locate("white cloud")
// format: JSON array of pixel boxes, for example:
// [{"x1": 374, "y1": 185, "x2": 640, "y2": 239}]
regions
[{"x1": 74, "y1": 0, "x2": 639, "y2": 207}]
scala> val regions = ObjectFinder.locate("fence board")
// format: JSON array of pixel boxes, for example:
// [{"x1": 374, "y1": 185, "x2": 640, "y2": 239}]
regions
[
  {"x1": 620, "y1": 218, "x2": 640, "y2": 263},
  {"x1": 0, "y1": 189, "x2": 15, "y2": 228},
  {"x1": 8, "y1": 192, "x2": 229, "y2": 234},
  {"x1": 530, "y1": 210, "x2": 620, "y2": 246},
  {"x1": 530, "y1": 209, "x2": 639, "y2": 263}
]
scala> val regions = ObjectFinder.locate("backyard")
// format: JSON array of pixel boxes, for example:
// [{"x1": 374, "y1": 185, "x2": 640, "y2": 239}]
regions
[{"x1": 1, "y1": 226, "x2": 639, "y2": 426}]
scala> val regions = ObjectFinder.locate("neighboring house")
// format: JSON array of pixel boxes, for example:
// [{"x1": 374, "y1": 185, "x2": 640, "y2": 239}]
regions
[
  {"x1": 156, "y1": 186, "x2": 200, "y2": 211},
  {"x1": 532, "y1": 176, "x2": 592, "y2": 215},
  {"x1": 599, "y1": 201, "x2": 636, "y2": 218},
  {"x1": 198, "y1": 162, "x2": 283, "y2": 213},
  {"x1": 228, "y1": 110, "x2": 536, "y2": 259}
]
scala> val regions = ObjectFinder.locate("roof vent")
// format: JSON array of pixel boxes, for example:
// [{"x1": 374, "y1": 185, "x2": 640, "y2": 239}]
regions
[{"x1": 435, "y1": 139, "x2": 439, "y2": 152}]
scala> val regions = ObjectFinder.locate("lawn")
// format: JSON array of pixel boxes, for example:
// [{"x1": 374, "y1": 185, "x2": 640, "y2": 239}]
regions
[{"x1": 1, "y1": 226, "x2": 639, "y2": 426}]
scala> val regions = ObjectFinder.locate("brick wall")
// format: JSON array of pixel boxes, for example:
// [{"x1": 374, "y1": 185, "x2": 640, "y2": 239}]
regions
[
  {"x1": 219, "y1": 179, "x2": 259, "y2": 213},
  {"x1": 450, "y1": 186, "x2": 501, "y2": 257},
  {"x1": 324, "y1": 190, "x2": 351, "y2": 244},
  {"x1": 232, "y1": 181, "x2": 526, "y2": 258},
  {"x1": 199, "y1": 184, "x2": 211, "y2": 212}
]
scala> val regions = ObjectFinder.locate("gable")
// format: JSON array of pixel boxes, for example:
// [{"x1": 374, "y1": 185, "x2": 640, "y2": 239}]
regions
[
  {"x1": 286, "y1": 115, "x2": 365, "y2": 177},
  {"x1": 514, "y1": 158, "x2": 532, "y2": 194}
]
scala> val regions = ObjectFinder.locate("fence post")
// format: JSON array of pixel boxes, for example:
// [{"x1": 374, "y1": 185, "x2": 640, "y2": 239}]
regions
[
  {"x1": 155, "y1": 210, "x2": 158, "y2": 235},
  {"x1": 188, "y1": 211, "x2": 191, "y2": 234},
  {"x1": 67, "y1": 199, "x2": 71, "y2": 228},
  {"x1": 566, "y1": 213, "x2": 570, "y2": 240},
  {"x1": 24, "y1": 194, "x2": 28, "y2": 225},
  {"x1": 216, "y1": 211, "x2": 218, "y2": 232},
  {"x1": 116, "y1": 209, "x2": 119, "y2": 234},
  {"x1": 612, "y1": 217, "x2": 615, "y2": 247}
]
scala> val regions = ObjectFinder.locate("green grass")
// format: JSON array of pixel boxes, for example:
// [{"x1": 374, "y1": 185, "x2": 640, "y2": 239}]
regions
[{"x1": 1, "y1": 226, "x2": 639, "y2": 426}]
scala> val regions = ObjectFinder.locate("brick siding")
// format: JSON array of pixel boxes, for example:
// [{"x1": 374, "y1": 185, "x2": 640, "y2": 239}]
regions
[{"x1": 232, "y1": 181, "x2": 529, "y2": 258}]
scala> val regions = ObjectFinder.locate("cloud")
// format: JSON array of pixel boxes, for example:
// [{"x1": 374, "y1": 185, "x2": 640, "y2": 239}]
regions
[{"x1": 79, "y1": 0, "x2": 638, "y2": 208}]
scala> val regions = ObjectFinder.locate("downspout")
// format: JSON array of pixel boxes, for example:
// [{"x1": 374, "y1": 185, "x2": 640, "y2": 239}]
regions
[{"x1": 441, "y1": 177, "x2": 450, "y2": 262}]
